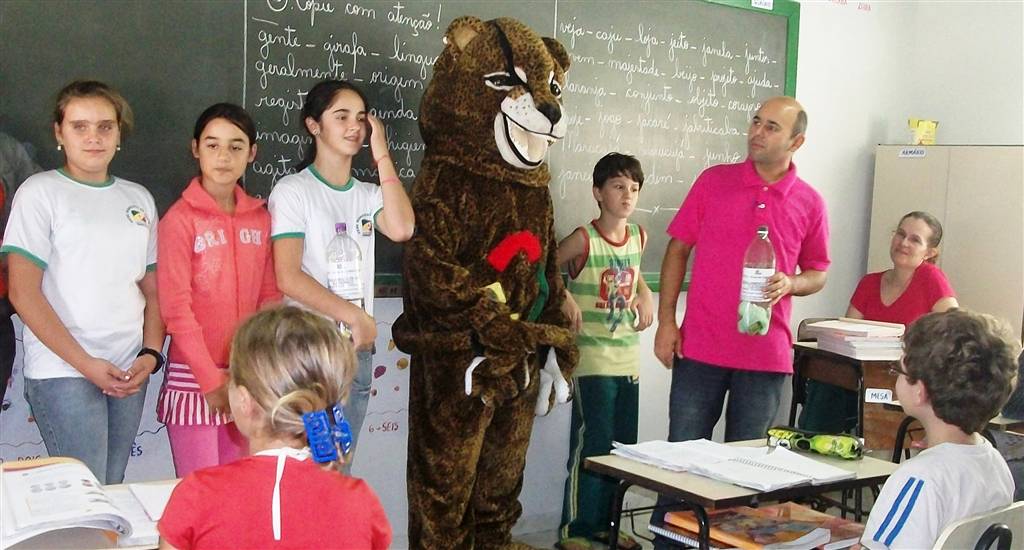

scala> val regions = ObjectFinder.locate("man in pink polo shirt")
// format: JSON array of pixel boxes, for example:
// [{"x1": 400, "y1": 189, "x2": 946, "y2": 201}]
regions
[{"x1": 654, "y1": 96, "x2": 830, "y2": 444}]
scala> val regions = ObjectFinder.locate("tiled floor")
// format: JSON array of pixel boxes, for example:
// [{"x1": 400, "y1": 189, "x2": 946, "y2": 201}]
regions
[
  {"x1": 515, "y1": 511, "x2": 658, "y2": 549},
  {"x1": 516, "y1": 489, "x2": 660, "y2": 549}
]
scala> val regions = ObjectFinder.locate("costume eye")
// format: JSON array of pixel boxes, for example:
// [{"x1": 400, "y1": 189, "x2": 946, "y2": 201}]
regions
[
  {"x1": 484, "y1": 72, "x2": 516, "y2": 91},
  {"x1": 550, "y1": 80, "x2": 562, "y2": 97}
]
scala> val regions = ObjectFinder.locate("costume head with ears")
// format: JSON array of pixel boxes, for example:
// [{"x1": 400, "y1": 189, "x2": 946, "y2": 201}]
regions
[{"x1": 419, "y1": 16, "x2": 570, "y2": 186}]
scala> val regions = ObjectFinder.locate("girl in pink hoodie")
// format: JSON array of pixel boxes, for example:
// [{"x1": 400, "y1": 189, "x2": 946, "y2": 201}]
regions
[{"x1": 157, "y1": 104, "x2": 281, "y2": 476}]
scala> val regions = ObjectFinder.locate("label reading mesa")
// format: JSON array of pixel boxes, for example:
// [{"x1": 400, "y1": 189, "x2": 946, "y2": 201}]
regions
[{"x1": 865, "y1": 388, "x2": 894, "y2": 404}]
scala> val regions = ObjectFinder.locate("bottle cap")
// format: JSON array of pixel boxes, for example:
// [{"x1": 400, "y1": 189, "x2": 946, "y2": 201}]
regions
[{"x1": 336, "y1": 222, "x2": 346, "y2": 234}]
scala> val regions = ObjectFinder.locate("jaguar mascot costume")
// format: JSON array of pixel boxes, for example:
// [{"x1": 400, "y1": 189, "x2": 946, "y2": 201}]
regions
[{"x1": 392, "y1": 16, "x2": 578, "y2": 550}]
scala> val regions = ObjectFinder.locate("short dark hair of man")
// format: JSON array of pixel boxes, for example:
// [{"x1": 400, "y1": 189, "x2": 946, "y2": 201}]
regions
[
  {"x1": 903, "y1": 309, "x2": 1020, "y2": 434},
  {"x1": 593, "y1": 152, "x2": 644, "y2": 189},
  {"x1": 792, "y1": 108, "x2": 807, "y2": 137}
]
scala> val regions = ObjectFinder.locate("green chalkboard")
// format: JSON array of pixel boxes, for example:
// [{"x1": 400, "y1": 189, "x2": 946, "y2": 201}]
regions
[{"x1": 0, "y1": 0, "x2": 799, "y2": 286}]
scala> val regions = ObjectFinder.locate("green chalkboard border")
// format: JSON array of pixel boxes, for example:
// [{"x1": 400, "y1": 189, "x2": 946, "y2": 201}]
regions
[
  {"x1": 376, "y1": 0, "x2": 801, "y2": 296},
  {"x1": 705, "y1": 0, "x2": 800, "y2": 96}
]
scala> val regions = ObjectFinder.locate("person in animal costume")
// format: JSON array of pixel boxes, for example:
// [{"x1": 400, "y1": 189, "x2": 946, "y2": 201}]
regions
[{"x1": 392, "y1": 15, "x2": 577, "y2": 550}]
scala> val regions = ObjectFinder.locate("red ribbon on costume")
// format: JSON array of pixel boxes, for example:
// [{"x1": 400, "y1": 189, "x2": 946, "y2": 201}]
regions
[{"x1": 487, "y1": 231, "x2": 541, "y2": 272}]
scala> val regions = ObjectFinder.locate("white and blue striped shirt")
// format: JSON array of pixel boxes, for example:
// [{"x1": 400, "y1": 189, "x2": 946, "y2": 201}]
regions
[{"x1": 862, "y1": 437, "x2": 1012, "y2": 549}]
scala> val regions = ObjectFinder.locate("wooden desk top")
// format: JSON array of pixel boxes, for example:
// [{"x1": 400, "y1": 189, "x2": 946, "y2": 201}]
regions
[
  {"x1": 586, "y1": 440, "x2": 897, "y2": 510},
  {"x1": 988, "y1": 414, "x2": 1024, "y2": 432}
]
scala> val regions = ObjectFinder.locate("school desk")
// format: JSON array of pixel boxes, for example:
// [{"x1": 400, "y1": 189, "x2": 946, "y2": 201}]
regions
[
  {"x1": 585, "y1": 439, "x2": 898, "y2": 550},
  {"x1": 789, "y1": 341, "x2": 906, "y2": 450}
]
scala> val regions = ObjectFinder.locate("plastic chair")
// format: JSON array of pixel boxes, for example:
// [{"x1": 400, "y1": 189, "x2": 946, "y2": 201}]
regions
[{"x1": 932, "y1": 501, "x2": 1023, "y2": 550}]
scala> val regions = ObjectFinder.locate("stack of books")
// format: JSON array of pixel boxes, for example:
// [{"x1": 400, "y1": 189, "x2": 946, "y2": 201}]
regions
[
  {"x1": 651, "y1": 501, "x2": 864, "y2": 550},
  {"x1": 806, "y1": 318, "x2": 905, "y2": 360}
]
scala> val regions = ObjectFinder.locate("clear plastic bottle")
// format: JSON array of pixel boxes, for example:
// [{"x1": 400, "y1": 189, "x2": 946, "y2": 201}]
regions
[
  {"x1": 737, "y1": 225, "x2": 775, "y2": 336},
  {"x1": 326, "y1": 222, "x2": 364, "y2": 336}
]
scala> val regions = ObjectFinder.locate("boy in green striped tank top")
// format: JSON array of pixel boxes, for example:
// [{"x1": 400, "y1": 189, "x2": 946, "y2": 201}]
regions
[{"x1": 556, "y1": 153, "x2": 653, "y2": 550}]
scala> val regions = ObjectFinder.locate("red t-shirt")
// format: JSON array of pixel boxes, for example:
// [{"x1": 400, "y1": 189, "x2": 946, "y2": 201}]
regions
[
  {"x1": 849, "y1": 262, "x2": 955, "y2": 326},
  {"x1": 158, "y1": 455, "x2": 391, "y2": 549}
]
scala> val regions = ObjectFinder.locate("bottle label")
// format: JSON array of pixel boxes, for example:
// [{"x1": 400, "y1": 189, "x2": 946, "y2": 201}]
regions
[
  {"x1": 328, "y1": 260, "x2": 364, "y2": 302},
  {"x1": 740, "y1": 267, "x2": 774, "y2": 301}
]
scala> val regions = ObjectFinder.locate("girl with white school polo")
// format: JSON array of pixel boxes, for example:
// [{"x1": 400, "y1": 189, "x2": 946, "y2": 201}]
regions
[
  {"x1": 2, "y1": 80, "x2": 163, "y2": 484},
  {"x1": 269, "y1": 80, "x2": 414, "y2": 462}
]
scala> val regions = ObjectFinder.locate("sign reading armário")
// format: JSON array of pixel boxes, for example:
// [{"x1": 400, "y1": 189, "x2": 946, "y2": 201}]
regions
[{"x1": 898, "y1": 147, "x2": 927, "y2": 158}]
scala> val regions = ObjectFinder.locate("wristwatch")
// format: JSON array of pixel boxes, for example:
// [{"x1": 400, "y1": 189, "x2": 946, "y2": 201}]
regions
[{"x1": 137, "y1": 347, "x2": 165, "y2": 374}]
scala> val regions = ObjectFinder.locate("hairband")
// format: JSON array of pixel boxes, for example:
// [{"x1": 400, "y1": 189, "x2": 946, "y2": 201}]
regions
[{"x1": 301, "y1": 404, "x2": 352, "y2": 463}]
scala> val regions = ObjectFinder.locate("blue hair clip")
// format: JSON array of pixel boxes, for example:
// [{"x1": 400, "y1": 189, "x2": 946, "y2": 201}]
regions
[{"x1": 302, "y1": 404, "x2": 353, "y2": 463}]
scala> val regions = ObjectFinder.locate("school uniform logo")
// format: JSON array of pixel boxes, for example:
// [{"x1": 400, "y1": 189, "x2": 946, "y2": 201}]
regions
[
  {"x1": 356, "y1": 214, "x2": 374, "y2": 236},
  {"x1": 126, "y1": 206, "x2": 149, "y2": 226}
]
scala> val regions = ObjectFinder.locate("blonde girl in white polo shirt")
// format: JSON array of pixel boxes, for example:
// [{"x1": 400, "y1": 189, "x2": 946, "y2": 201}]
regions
[{"x1": 2, "y1": 80, "x2": 164, "y2": 484}]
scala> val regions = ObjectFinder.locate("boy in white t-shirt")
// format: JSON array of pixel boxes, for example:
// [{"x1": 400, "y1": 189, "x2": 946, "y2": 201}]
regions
[{"x1": 863, "y1": 309, "x2": 1019, "y2": 550}]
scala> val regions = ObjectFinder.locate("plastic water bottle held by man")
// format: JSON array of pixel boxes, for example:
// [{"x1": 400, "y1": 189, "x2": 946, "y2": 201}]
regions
[{"x1": 738, "y1": 225, "x2": 775, "y2": 336}]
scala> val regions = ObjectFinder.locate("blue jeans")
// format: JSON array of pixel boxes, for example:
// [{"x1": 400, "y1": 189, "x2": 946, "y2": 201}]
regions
[
  {"x1": 668, "y1": 356, "x2": 786, "y2": 442},
  {"x1": 25, "y1": 376, "x2": 147, "y2": 484},
  {"x1": 342, "y1": 350, "x2": 372, "y2": 463},
  {"x1": 653, "y1": 357, "x2": 786, "y2": 549}
]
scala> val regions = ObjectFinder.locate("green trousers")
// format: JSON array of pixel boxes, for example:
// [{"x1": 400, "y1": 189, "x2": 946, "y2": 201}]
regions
[{"x1": 559, "y1": 375, "x2": 639, "y2": 540}]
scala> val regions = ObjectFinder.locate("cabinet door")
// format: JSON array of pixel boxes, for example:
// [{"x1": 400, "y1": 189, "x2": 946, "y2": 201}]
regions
[
  {"x1": 869, "y1": 147, "x2": 950, "y2": 273},
  {"x1": 943, "y1": 147, "x2": 1024, "y2": 338}
]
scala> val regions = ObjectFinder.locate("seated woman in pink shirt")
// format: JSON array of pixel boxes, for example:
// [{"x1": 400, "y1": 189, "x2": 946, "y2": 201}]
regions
[
  {"x1": 801, "y1": 211, "x2": 957, "y2": 432},
  {"x1": 157, "y1": 104, "x2": 281, "y2": 476}
]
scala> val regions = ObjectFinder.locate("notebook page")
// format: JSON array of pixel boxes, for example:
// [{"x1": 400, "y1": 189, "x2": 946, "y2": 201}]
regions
[
  {"x1": 698, "y1": 457, "x2": 809, "y2": 491},
  {"x1": 128, "y1": 481, "x2": 179, "y2": 521},
  {"x1": 747, "y1": 447, "x2": 855, "y2": 485}
]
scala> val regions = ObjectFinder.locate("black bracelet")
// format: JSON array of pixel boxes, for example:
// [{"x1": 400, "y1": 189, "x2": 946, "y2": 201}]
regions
[{"x1": 137, "y1": 347, "x2": 165, "y2": 374}]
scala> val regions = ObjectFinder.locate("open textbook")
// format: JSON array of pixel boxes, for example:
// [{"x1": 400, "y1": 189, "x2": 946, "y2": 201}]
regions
[
  {"x1": 611, "y1": 439, "x2": 855, "y2": 492},
  {"x1": 0, "y1": 457, "x2": 177, "y2": 549}
]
